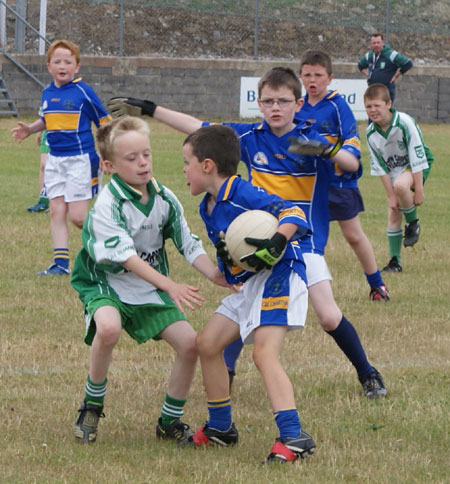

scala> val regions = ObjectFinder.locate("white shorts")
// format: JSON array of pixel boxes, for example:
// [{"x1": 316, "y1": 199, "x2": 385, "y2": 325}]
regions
[
  {"x1": 45, "y1": 152, "x2": 99, "y2": 202},
  {"x1": 303, "y1": 253, "x2": 332, "y2": 287},
  {"x1": 215, "y1": 264, "x2": 308, "y2": 344}
]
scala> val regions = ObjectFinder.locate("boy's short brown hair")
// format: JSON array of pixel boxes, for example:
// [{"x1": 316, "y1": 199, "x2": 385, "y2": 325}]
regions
[
  {"x1": 47, "y1": 39, "x2": 81, "y2": 64},
  {"x1": 97, "y1": 116, "x2": 150, "y2": 162},
  {"x1": 184, "y1": 125, "x2": 240, "y2": 177},
  {"x1": 299, "y1": 50, "x2": 333, "y2": 76},
  {"x1": 258, "y1": 67, "x2": 302, "y2": 100},
  {"x1": 364, "y1": 83, "x2": 391, "y2": 103}
]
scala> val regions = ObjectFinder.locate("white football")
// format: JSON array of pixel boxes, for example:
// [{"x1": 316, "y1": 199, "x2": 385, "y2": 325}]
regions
[{"x1": 225, "y1": 210, "x2": 279, "y2": 272}]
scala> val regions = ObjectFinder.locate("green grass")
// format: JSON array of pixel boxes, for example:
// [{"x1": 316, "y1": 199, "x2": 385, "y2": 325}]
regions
[{"x1": 0, "y1": 117, "x2": 449, "y2": 483}]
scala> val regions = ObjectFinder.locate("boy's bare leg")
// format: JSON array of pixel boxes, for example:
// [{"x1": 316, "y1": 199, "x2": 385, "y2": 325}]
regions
[
  {"x1": 74, "y1": 305, "x2": 121, "y2": 443},
  {"x1": 393, "y1": 171, "x2": 415, "y2": 208},
  {"x1": 89, "y1": 305, "x2": 122, "y2": 382},
  {"x1": 252, "y1": 325, "x2": 294, "y2": 411},
  {"x1": 49, "y1": 196, "x2": 69, "y2": 248},
  {"x1": 338, "y1": 216, "x2": 378, "y2": 275},
  {"x1": 196, "y1": 313, "x2": 240, "y2": 400},
  {"x1": 68, "y1": 199, "x2": 90, "y2": 229},
  {"x1": 159, "y1": 320, "x2": 198, "y2": 399}
]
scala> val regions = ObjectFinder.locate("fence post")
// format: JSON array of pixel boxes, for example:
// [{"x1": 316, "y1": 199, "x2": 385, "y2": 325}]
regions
[
  {"x1": 39, "y1": 0, "x2": 47, "y2": 55},
  {"x1": 0, "y1": 1, "x2": 5, "y2": 48},
  {"x1": 15, "y1": 0, "x2": 27, "y2": 53},
  {"x1": 253, "y1": 0, "x2": 259, "y2": 59},
  {"x1": 385, "y1": 0, "x2": 390, "y2": 44},
  {"x1": 119, "y1": 0, "x2": 123, "y2": 56}
]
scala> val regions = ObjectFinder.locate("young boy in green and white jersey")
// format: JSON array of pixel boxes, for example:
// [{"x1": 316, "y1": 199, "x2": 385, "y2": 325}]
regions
[
  {"x1": 364, "y1": 83, "x2": 433, "y2": 272},
  {"x1": 71, "y1": 116, "x2": 230, "y2": 444}
]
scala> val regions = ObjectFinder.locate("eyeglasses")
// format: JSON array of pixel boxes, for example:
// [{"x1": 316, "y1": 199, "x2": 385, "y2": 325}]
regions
[{"x1": 259, "y1": 98, "x2": 296, "y2": 108}]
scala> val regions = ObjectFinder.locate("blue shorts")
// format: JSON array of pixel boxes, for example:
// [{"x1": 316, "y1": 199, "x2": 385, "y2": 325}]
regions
[{"x1": 328, "y1": 186, "x2": 365, "y2": 221}]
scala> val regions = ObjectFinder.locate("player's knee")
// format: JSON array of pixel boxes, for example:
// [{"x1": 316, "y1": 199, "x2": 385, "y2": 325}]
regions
[
  {"x1": 95, "y1": 320, "x2": 121, "y2": 347},
  {"x1": 69, "y1": 214, "x2": 85, "y2": 229},
  {"x1": 317, "y1": 312, "x2": 341, "y2": 332},
  {"x1": 178, "y1": 335, "x2": 198, "y2": 363},
  {"x1": 195, "y1": 329, "x2": 217, "y2": 359}
]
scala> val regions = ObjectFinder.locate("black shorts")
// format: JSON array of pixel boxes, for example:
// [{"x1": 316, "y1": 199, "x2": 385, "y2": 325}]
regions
[{"x1": 328, "y1": 186, "x2": 365, "y2": 222}]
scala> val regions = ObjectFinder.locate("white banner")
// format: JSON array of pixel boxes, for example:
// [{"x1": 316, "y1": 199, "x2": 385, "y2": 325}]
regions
[{"x1": 240, "y1": 77, "x2": 368, "y2": 120}]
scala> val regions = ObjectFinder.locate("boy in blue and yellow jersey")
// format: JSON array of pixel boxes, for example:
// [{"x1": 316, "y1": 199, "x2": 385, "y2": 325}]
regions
[
  {"x1": 181, "y1": 124, "x2": 315, "y2": 463},
  {"x1": 107, "y1": 67, "x2": 387, "y2": 400},
  {"x1": 71, "y1": 116, "x2": 231, "y2": 444},
  {"x1": 297, "y1": 50, "x2": 389, "y2": 302},
  {"x1": 12, "y1": 39, "x2": 111, "y2": 275}
]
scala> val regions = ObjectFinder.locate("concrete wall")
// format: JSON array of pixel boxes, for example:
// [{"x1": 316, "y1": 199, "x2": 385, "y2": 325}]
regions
[{"x1": 1, "y1": 54, "x2": 449, "y2": 123}]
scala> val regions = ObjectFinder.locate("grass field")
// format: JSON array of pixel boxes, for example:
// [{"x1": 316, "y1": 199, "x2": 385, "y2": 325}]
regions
[{"x1": 0, "y1": 117, "x2": 449, "y2": 484}]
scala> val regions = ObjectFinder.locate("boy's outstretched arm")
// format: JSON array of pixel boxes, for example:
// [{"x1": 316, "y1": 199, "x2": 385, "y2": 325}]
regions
[
  {"x1": 192, "y1": 254, "x2": 236, "y2": 290},
  {"x1": 123, "y1": 255, "x2": 204, "y2": 312},
  {"x1": 11, "y1": 119, "x2": 45, "y2": 142},
  {"x1": 107, "y1": 97, "x2": 202, "y2": 134}
]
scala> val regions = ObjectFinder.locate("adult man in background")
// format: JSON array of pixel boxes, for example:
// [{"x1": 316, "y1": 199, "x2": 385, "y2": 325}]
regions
[{"x1": 358, "y1": 33, "x2": 413, "y2": 103}]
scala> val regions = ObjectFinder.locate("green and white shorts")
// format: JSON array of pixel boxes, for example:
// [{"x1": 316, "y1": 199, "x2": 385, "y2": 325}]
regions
[{"x1": 83, "y1": 294, "x2": 186, "y2": 346}]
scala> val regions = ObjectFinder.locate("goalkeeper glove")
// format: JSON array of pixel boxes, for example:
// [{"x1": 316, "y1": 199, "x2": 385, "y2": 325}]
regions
[
  {"x1": 215, "y1": 232, "x2": 233, "y2": 266},
  {"x1": 288, "y1": 136, "x2": 343, "y2": 158},
  {"x1": 240, "y1": 232, "x2": 287, "y2": 271},
  {"x1": 107, "y1": 97, "x2": 157, "y2": 118}
]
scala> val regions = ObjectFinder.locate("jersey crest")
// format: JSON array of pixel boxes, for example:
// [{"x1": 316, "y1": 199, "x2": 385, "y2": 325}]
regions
[{"x1": 253, "y1": 151, "x2": 269, "y2": 165}]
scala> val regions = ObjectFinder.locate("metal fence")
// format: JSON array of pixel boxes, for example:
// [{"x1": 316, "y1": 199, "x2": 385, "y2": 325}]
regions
[{"x1": 1, "y1": 0, "x2": 449, "y2": 64}]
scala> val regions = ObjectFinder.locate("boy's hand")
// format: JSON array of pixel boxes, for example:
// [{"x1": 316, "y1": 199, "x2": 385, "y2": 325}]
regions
[
  {"x1": 107, "y1": 97, "x2": 157, "y2": 118},
  {"x1": 11, "y1": 122, "x2": 31, "y2": 142},
  {"x1": 166, "y1": 281, "x2": 204, "y2": 312},
  {"x1": 240, "y1": 232, "x2": 287, "y2": 271},
  {"x1": 215, "y1": 232, "x2": 233, "y2": 266},
  {"x1": 288, "y1": 136, "x2": 343, "y2": 158}
]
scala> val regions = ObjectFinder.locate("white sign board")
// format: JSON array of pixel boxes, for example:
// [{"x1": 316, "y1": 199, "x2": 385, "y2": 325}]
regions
[{"x1": 240, "y1": 77, "x2": 368, "y2": 120}]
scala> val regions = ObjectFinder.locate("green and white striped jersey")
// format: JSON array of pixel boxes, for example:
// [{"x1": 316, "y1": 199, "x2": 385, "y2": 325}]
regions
[
  {"x1": 71, "y1": 174, "x2": 206, "y2": 305},
  {"x1": 367, "y1": 109, "x2": 433, "y2": 182}
]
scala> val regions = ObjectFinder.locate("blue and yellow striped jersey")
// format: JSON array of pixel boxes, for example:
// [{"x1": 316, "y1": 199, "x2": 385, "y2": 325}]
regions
[
  {"x1": 41, "y1": 77, "x2": 111, "y2": 156},
  {"x1": 203, "y1": 119, "x2": 334, "y2": 255},
  {"x1": 199, "y1": 175, "x2": 310, "y2": 285}
]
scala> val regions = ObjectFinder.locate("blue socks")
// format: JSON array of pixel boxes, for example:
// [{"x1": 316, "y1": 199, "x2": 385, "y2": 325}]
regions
[
  {"x1": 207, "y1": 397, "x2": 232, "y2": 431},
  {"x1": 365, "y1": 269, "x2": 384, "y2": 289},
  {"x1": 275, "y1": 409, "x2": 301, "y2": 439},
  {"x1": 327, "y1": 316, "x2": 373, "y2": 381}
]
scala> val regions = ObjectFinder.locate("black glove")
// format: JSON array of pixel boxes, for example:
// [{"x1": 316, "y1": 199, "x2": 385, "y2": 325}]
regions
[
  {"x1": 107, "y1": 97, "x2": 157, "y2": 118},
  {"x1": 215, "y1": 231, "x2": 233, "y2": 266},
  {"x1": 240, "y1": 232, "x2": 287, "y2": 271},
  {"x1": 288, "y1": 136, "x2": 343, "y2": 158}
]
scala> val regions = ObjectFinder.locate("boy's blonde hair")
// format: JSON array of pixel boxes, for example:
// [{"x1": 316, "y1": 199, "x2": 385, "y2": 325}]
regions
[
  {"x1": 96, "y1": 116, "x2": 150, "y2": 162},
  {"x1": 47, "y1": 39, "x2": 81, "y2": 64},
  {"x1": 364, "y1": 83, "x2": 391, "y2": 103},
  {"x1": 258, "y1": 67, "x2": 302, "y2": 100}
]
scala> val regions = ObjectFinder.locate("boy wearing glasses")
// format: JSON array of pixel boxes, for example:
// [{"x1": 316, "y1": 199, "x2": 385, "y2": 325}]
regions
[{"x1": 107, "y1": 67, "x2": 387, "y2": 400}]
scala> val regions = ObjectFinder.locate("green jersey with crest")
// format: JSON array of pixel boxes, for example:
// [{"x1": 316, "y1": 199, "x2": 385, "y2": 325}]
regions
[
  {"x1": 71, "y1": 174, "x2": 206, "y2": 306},
  {"x1": 367, "y1": 109, "x2": 433, "y2": 183}
]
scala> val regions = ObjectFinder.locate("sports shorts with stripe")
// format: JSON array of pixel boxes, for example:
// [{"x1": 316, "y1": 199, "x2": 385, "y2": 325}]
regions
[{"x1": 215, "y1": 262, "x2": 308, "y2": 344}]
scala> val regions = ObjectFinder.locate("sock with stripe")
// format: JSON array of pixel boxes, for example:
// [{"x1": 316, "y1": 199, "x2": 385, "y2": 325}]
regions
[
  {"x1": 275, "y1": 408, "x2": 301, "y2": 439},
  {"x1": 54, "y1": 248, "x2": 69, "y2": 270},
  {"x1": 387, "y1": 228, "x2": 403, "y2": 262},
  {"x1": 85, "y1": 376, "x2": 107, "y2": 406},
  {"x1": 160, "y1": 394, "x2": 186, "y2": 427},
  {"x1": 39, "y1": 186, "x2": 49, "y2": 207},
  {"x1": 399, "y1": 204, "x2": 417, "y2": 224},
  {"x1": 207, "y1": 397, "x2": 232, "y2": 431}
]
